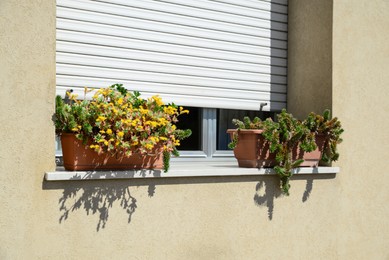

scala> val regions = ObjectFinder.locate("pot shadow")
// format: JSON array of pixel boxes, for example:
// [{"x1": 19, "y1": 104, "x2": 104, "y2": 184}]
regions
[
  {"x1": 253, "y1": 173, "x2": 336, "y2": 220},
  {"x1": 43, "y1": 176, "x2": 158, "y2": 231}
]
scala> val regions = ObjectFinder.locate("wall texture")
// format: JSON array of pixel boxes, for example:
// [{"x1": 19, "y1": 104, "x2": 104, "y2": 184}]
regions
[
  {"x1": 0, "y1": 0, "x2": 388, "y2": 259},
  {"x1": 333, "y1": 0, "x2": 389, "y2": 258},
  {"x1": 0, "y1": 1, "x2": 56, "y2": 259}
]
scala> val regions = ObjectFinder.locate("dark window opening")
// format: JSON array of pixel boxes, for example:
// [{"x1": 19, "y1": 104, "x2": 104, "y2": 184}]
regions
[{"x1": 175, "y1": 106, "x2": 202, "y2": 151}]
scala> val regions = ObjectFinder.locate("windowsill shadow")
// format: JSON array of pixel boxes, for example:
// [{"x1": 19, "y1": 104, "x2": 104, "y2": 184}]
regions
[{"x1": 42, "y1": 171, "x2": 336, "y2": 228}]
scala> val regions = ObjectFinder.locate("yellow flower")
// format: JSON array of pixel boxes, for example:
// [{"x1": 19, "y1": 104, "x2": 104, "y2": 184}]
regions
[
  {"x1": 149, "y1": 136, "x2": 158, "y2": 143},
  {"x1": 71, "y1": 127, "x2": 79, "y2": 132},
  {"x1": 163, "y1": 106, "x2": 176, "y2": 115},
  {"x1": 158, "y1": 118, "x2": 167, "y2": 126},
  {"x1": 145, "y1": 143, "x2": 154, "y2": 150},
  {"x1": 96, "y1": 116, "x2": 106, "y2": 122},
  {"x1": 150, "y1": 121, "x2": 158, "y2": 128},
  {"x1": 179, "y1": 106, "x2": 189, "y2": 114},
  {"x1": 117, "y1": 97, "x2": 123, "y2": 105},
  {"x1": 117, "y1": 131, "x2": 124, "y2": 138},
  {"x1": 131, "y1": 119, "x2": 139, "y2": 127},
  {"x1": 152, "y1": 95, "x2": 164, "y2": 106},
  {"x1": 104, "y1": 140, "x2": 109, "y2": 146},
  {"x1": 160, "y1": 137, "x2": 168, "y2": 141},
  {"x1": 145, "y1": 121, "x2": 158, "y2": 128},
  {"x1": 106, "y1": 129, "x2": 113, "y2": 135},
  {"x1": 140, "y1": 107, "x2": 148, "y2": 115}
]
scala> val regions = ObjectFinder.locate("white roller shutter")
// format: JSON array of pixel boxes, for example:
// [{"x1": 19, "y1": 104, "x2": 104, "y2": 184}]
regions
[{"x1": 56, "y1": 0, "x2": 288, "y2": 111}]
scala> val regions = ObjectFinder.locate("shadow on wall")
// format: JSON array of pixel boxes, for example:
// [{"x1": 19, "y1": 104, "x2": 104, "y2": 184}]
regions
[
  {"x1": 43, "y1": 180, "x2": 148, "y2": 231},
  {"x1": 254, "y1": 176, "x2": 282, "y2": 220},
  {"x1": 254, "y1": 174, "x2": 336, "y2": 220},
  {"x1": 42, "y1": 174, "x2": 335, "y2": 230}
]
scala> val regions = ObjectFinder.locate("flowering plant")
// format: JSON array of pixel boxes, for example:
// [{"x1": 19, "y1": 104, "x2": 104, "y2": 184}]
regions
[{"x1": 55, "y1": 84, "x2": 191, "y2": 171}]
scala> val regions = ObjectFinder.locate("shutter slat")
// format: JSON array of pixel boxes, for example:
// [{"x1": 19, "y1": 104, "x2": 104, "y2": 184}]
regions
[
  {"x1": 57, "y1": 41, "x2": 287, "y2": 75},
  {"x1": 57, "y1": 18, "x2": 287, "y2": 55},
  {"x1": 57, "y1": 31, "x2": 287, "y2": 66},
  {"x1": 56, "y1": 85, "x2": 286, "y2": 111},
  {"x1": 56, "y1": 80, "x2": 286, "y2": 102},
  {"x1": 57, "y1": 64, "x2": 287, "y2": 90},
  {"x1": 57, "y1": 7, "x2": 288, "y2": 47},
  {"x1": 59, "y1": 0, "x2": 288, "y2": 27},
  {"x1": 57, "y1": 52, "x2": 287, "y2": 84},
  {"x1": 207, "y1": 0, "x2": 288, "y2": 13},
  {"x1": 57, "y1": 75, "x2": 287, "y2": 95}
]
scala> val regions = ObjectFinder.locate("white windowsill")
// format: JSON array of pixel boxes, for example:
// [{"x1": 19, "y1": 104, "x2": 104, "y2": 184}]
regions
[{"x1": 45, "y1": 161, "x2": 339, "y2": 181}]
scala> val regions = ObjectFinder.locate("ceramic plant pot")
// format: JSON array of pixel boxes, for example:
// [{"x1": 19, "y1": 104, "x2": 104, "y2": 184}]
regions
[
  {"x1": 61, "y1": 133, "x2": 163, "y2": 171},
  {"x1": 227, "y1": 129, "x2": 326, "y2": 168}
]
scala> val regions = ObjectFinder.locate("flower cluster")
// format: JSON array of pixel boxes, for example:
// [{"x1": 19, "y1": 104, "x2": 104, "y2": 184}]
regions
[{"x1": 55, "y1": 84, "x2": 190, "y2": 161}]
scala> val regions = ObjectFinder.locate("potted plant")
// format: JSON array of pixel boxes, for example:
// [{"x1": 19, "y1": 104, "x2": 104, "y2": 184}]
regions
[
  {"x1": 228, "y1": 109, "x2": 343, "y2": 195},
  {"x1": 303, "y1": 109, "x2": 344, "y2": 164},
  {"x1": 54, "y1": 84, "x2": 191, "y2": 171}
]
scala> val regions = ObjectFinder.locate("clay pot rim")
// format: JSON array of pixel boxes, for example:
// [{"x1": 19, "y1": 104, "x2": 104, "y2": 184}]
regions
[
  {"x1": 226, "y1": 129, "x2": 264, "y2": 134},
  {"x1": 227, "y1": 129, "x2": 327, "y2": 136}
]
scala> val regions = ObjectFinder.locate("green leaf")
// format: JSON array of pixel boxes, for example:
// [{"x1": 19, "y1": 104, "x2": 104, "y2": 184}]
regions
[{"x1": 292, "y1": 159, "x2": 304, "y2": 168}]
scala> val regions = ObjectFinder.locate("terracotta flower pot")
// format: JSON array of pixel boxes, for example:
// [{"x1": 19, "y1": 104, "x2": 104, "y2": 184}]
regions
[
  {"x1": 227, "y1": 129, "x2": 326, "y2": 168},
  {"x1": 61, "y1": 133, "x2": 163, "y2": 171}
]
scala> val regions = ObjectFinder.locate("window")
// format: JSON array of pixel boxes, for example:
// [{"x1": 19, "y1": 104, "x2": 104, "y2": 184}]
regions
[{"x1": 55, "y1": 0, "x2": 288, "y2": 164}]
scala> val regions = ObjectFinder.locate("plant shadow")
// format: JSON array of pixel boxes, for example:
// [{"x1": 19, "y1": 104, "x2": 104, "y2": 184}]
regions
[
  {"x1": 42, "y1": 172, "x2": 335, "y2": 228},
  {"x1": 58, "y1": 182, "x2": 137, "y2": 231},
  {"x1": 253, "y1": 173, "x2": 336, "y2": 220},
  {"x1": 43, "y1": 177, "x2": 158, "y2": 231},
  {"x1": 253, "y1": 176, "x2": 282, "y2": 220}
]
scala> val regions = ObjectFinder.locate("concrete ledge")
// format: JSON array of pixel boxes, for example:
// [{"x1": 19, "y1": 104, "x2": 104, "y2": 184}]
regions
[{"x1": 45, "y1": 162, "x2": 339, "y2": 181}]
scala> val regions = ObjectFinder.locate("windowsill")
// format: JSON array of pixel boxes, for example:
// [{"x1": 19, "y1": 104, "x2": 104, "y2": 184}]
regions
[{"x1": 45, "y1": 161, "x2": 339, "y2": 181}]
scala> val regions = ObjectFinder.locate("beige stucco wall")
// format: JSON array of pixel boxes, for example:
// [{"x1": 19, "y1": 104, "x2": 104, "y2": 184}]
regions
[
  {"x1": 333, "y1": 0, "x2": 389, "y2": 258},
  {"x1": 0, "y1": 0, "x2": 56, "y2": 258},
  {"x1": 0, "y1": 0, "x2": 388, "y2": 259},
  {"x1": 289, "y1": 0, "x2": 389, "y2": 259}
]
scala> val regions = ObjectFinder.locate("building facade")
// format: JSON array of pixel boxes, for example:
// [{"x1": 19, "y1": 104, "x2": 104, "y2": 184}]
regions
[{"x1": 1, "y1": 0, "x2": 388, "y2": 259}]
